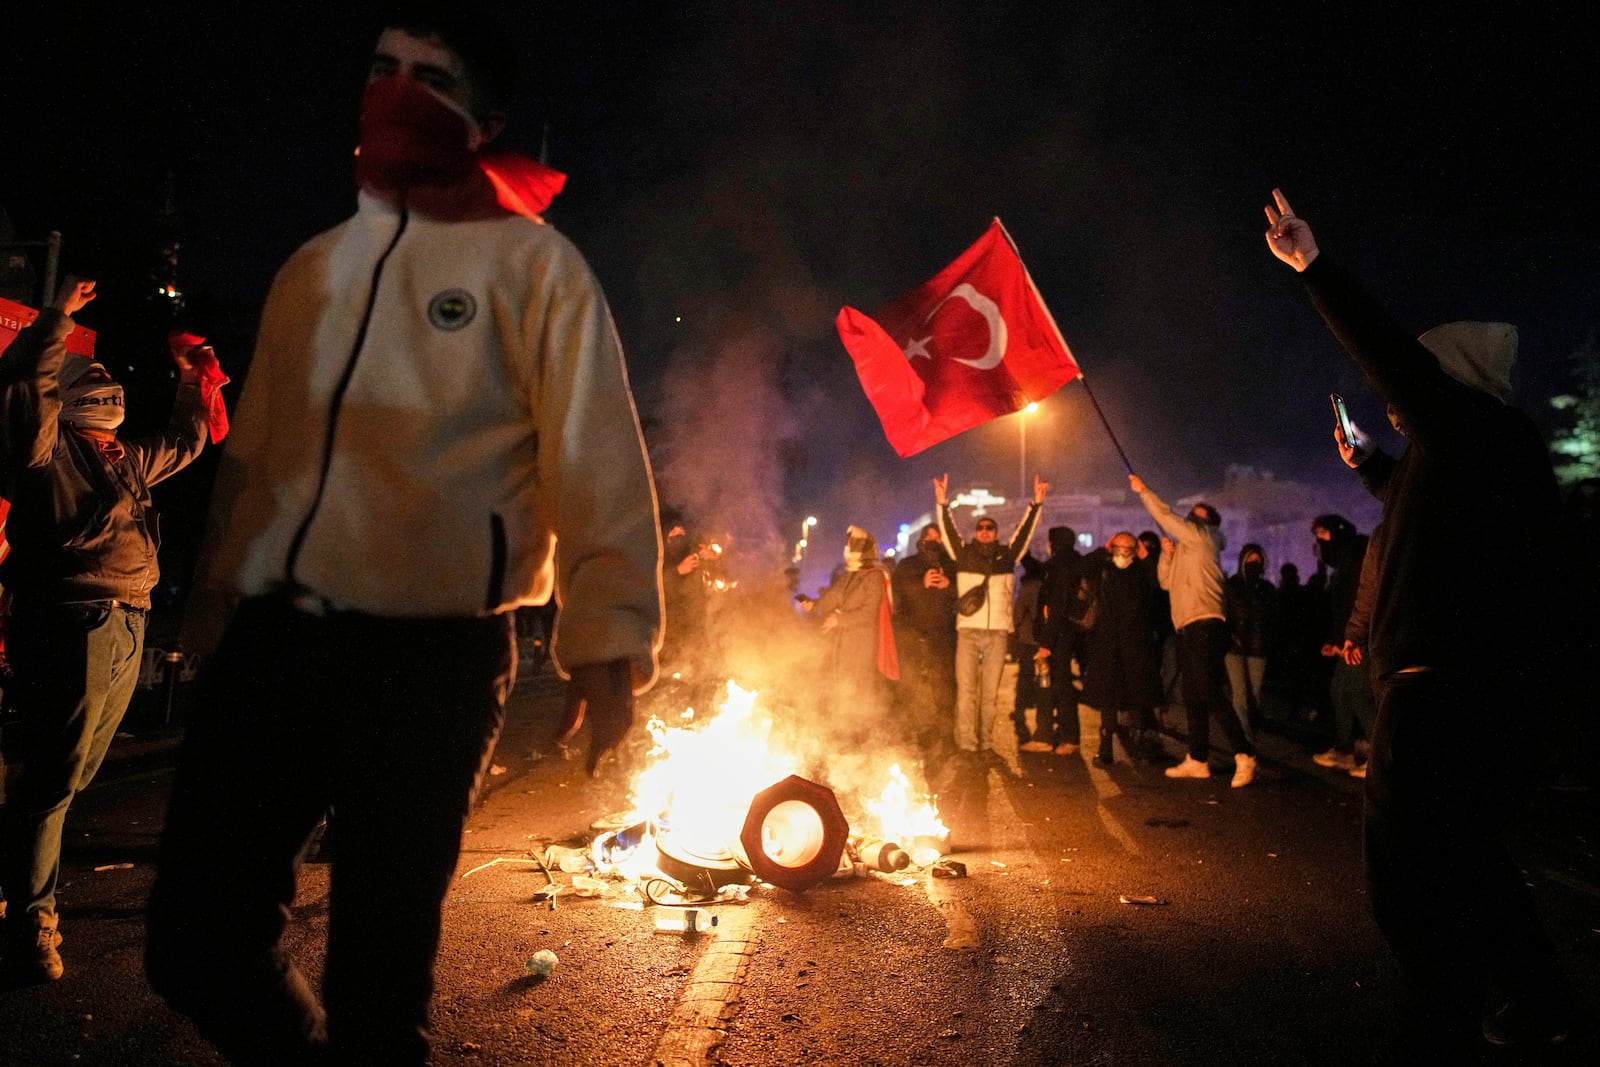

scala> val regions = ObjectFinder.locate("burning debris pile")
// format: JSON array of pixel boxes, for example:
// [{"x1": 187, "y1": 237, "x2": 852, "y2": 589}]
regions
[{"x1": 531, "y1": 681, "x2": 950, "y2": 910}]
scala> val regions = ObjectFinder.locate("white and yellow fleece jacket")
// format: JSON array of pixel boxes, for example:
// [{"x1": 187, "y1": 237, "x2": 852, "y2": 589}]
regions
[{"x1": 187, "y1": 191, "x2": 662, "y2": 686}]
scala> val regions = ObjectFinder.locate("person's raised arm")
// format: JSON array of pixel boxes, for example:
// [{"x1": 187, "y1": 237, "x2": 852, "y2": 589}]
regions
[
  {"x1": 1, "y1": 276, "x2": 97, "y2": 480},
  {"x1": 1129, "y1": 473, "x2": 1189, "y2": 541},
  {"x1": 1264, "y1": 188, "x2": 1477, "y2": 448},
  {"x1": 934, "y1": 473, "x2": 962, "y2": 557},
  {"x1": 1005, "y1": 474, "x2": 1048, "y2": 561}
]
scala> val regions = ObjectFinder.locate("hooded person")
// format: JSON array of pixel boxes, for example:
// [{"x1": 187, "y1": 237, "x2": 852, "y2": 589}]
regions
[
  {"x1": 1309, "y1": 515, "x2": 1375, "y2": 774},
  {"x1": 1033, "y1": 525, "x2": 1089, "y2": 755},
  {"x1": 1222, "y1": 543, "x2": 1277, "y2": 742},
  {"x1": 814, "y1": 525, "x2": 898, "y2": 724},
  {"x1": 1265, "y1": 190, "x2": 1575, "y2": 1053},
  {"x1": 0, "y1": 277, "x2": 209, "y2": 984},
  {"x1": 891, "y1": 523, "x2": 957, "y2": 745}
]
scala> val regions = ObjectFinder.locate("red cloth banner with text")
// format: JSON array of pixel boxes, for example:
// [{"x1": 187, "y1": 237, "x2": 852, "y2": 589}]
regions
[
  {"x1": 0, "y1": 295, "x2": 97, "y2": 357},
  {"x1": 836, "y1": 219, "x2": 1080, "y2": 457}
]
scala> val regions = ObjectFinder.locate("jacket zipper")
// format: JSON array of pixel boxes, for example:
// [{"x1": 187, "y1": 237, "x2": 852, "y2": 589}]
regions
[{"x1": 284, "y1": 207, "x2": 410, "y2": 583}]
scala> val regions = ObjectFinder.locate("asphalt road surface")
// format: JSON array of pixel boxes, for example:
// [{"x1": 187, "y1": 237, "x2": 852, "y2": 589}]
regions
[{"x1": 2, "y1": 663, "x2": 1595, "y2": 1066}]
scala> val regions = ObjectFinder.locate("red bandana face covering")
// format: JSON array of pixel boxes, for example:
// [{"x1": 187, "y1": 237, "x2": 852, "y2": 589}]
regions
[{"x1": 354, "y1": 77, "x2": 482, "y2": 191}]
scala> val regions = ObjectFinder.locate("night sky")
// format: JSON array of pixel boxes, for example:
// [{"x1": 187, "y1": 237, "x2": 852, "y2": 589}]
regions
[{"x1": 5, "y1": 2, "x2": 1597, "y2": 587}]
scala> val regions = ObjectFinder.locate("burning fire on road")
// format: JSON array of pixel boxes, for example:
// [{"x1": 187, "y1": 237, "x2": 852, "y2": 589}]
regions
[{"x1": 563, "y1": 681, "x2": 950, "y2": 903}]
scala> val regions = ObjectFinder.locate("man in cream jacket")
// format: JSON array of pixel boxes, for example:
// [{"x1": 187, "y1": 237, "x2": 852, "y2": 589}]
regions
[
  {"x1": 146, "y1": 9, "x2": 662, "y2": 1065},
  {"x1": 1130, "y1": 474, "x2": 1257, "y2": 787}
]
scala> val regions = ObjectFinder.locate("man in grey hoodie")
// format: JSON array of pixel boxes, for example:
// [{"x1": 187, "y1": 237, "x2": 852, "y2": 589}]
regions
[{"x1": 1129, "y1": 474, "x2": 1257, "y2": 787}]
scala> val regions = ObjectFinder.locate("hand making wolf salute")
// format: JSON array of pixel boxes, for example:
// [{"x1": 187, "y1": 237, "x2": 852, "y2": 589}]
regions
[
  {"x1": 1265, "y1": 188, "x2": 1575, "y2": 1052},
  {"x1": 934, "y1": 472, "x2": 1047, "y2": 761},
  {"x1": 146, "y1": 6, "x2": 663, "y2": 1064}
]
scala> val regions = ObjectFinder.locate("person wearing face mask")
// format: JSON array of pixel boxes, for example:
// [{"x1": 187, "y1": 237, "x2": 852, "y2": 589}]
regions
[
  {"x1": 815, "y1": 526, "x2": 898, "y2": 725},
  {"x1": 1308, "y1": 515, "x2": 1375, "y2": 776},
  {"x1": 1078, "y1": 532, "x2": 1164, "y2": 766},
  {"x1": 145, "y1": 7, "x2": 662, "y2": 1064},
  {"x1": 891, "y1": 523, "x2": 957, "y2": 752},
  {"x1": 0, "y1": 276, "x2": 209, "y2": 983},
  {"x1": 1266, "y1": 190, "x2": 1576, "y2": 1054},
  {"x1": 1222, "y1": 543, "x2": 1277, "y2": 744},
  {"x1": 1129, "y1": 474, "x2": 1259, "y2": 787}
]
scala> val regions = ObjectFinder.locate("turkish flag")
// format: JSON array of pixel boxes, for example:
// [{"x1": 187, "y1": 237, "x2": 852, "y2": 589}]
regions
[{"x1": 836, "y1": 219, "x2": 1081, "y2": 457}]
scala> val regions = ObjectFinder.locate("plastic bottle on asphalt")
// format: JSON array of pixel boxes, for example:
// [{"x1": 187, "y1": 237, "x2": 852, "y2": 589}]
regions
[
  {"x1": 570, "y1": 875, "x2": 607, "y2": 897},
  {"x1": 524, "y1": 949, "x2": 559, "y2": 977},
  {"x1": 545, "y1": 845, "x2": 590, "y2": 873},
  {"x1": 654, "y1": 908, "x2": 718, "y2": 935}
]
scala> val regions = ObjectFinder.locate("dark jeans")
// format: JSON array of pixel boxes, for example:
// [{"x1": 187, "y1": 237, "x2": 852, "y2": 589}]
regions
[
  {"x1": 1364, "y1": 671, "x2": 1568, "y2": 1038},
  {"x1": 1176, "y1": 618, "x2": 1252, "y2": 760},
  {"x1": 146, "y1": 597, "x2": 513, "y2": 1066},
  {"x1": 0, "y1": 600, "x2": 145, "y2": 923}
]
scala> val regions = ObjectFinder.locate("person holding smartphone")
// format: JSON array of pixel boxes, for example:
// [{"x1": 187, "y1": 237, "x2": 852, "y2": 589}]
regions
[{"x1": 1266, "y1": 189, "x2": 1576, "y2": 1055}]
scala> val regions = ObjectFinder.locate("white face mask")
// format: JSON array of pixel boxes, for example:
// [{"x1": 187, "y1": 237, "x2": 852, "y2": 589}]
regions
[
  {"x1": 62, "y1": 382, "x2": 126, "y2": 431},
  {"x1": 1112, "y1": 554, "x2": 1134, "y2": 570}
]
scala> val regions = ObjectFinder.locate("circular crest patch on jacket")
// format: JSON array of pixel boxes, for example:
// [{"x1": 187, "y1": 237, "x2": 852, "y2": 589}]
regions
[{"x1": 428, "y1": 289, "x2": 477, "y2": 331}]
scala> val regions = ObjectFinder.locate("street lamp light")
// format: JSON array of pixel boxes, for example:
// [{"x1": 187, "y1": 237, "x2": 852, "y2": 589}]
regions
[{"x1": 1018, "y1": 402, "x2": 1038, "y2": 499}]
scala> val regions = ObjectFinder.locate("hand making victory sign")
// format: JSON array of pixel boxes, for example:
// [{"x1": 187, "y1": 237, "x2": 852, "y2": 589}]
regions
[{"x1": 1263, "y1": 188, "x2": 1320, "y2": 272}]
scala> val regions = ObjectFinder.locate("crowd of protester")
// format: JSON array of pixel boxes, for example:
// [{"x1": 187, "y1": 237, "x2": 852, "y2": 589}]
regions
[{"x1": 0, "y1": 6, "x2": 1592, "y2": 1054}]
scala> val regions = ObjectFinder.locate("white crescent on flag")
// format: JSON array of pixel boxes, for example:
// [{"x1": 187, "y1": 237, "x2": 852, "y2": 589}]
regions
[{"x1": 902, "y1": 283, "x2": 1009, "y2": 370}]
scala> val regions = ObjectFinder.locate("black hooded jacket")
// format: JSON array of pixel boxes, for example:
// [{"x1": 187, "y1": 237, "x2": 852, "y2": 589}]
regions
[{"x1": 1301, "y1": 256, "x2": 1564, "y2": 679}]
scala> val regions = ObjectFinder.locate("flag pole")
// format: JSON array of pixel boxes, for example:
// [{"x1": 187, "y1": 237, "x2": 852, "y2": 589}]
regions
[
  {"x1": 994, "y1": 218, "x2": 1134, "y2": 474},
  {"x1": 1076, "y1": 376, "x2": 1133, "y2": 475}
]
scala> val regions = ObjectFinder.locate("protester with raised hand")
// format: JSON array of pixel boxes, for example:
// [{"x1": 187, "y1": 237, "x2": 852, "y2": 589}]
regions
[
  {"x1": 1129, "y1": 473, "x2": 1257, "y2": 787},
  {"x1": 935, "y1": 471, "x2": 1047, "y2": 768},
  {"x1": 0, "y1": 276, "x2": 208, "y2": 983},
  {"x1": 1265, "y1": 187, "x2": 1576, "y2": 1054}
]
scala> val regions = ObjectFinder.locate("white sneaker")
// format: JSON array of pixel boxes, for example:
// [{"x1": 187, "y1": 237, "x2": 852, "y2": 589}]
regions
[
  {"x1": 1348, "y1": 761, "x2": 1368, "y2": 779},
  {"x1": 1312, "y1": 747, "x2": 1356, "y2": 770},
  {"x1": 1232, "y1": 753, "x2": 1257, "y2": 788},
  {"x1": 1164, "y1": 755, "x2": 1211, "y2": 779},
  {"x1": 1019, "y1": 740, "x2": 1054, "y2": 752}
]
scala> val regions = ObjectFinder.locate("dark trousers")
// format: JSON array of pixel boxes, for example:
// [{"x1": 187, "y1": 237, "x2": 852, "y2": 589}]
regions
[
  {"x1": 1036, "y1": 633, "x2": 1082, "y2": 745},
  {"x1": 146, "y1": 597, "x2": 513, "y2": 1066},
  {"x1": 1363, "y1": 672, "x2": 1568, "y2": 1041},
  {"x1": 0, "y1": 600, "x2": 145, "y2": 923},
  {"x1": 1176, "y1": 618, "x2": 1252, "y2": 760}
]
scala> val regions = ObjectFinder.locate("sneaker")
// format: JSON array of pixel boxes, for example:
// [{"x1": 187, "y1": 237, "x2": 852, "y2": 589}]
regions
[
  {"x1": 1019, "y1": 740, "x2": 1054, "y2": 753},
  {"x1": 1312, "y1": 747, "x2": 1355, "y2": 770},
  {"x1": 1481, "y1": 998, "x2": 1572, "y2": 1047},
  {"x1": 1232, "y1": 752, "x2": 1257, "y2": 788},
  {"x1": 1164, "y1": 755, "x2": 1211, "y2": 779},
  {"x1": 1348, "y1": 761, "x2": 1367, "y2": 779},
  {"x1": 4, "y1": 925, "x2": 64, "y2": 984},
  {"x1": 1053, "y1": 742, "x2": 1079, "y2": 756}
]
